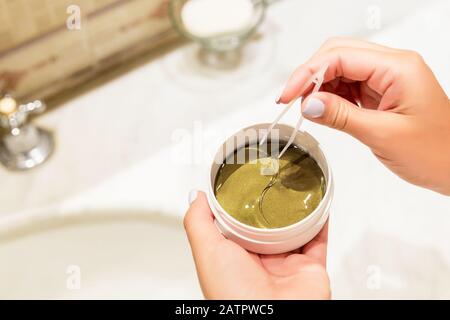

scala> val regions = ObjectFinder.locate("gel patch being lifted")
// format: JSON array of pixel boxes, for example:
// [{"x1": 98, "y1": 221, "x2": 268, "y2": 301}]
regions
[{"x1": 214, "y1": 142, "x2": 325, "y2": 229}]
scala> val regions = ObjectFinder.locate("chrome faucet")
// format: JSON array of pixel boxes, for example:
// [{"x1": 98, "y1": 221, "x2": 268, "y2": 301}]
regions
[{"x1": 0, "y1": 95, "x2": 54, "y2": 170}]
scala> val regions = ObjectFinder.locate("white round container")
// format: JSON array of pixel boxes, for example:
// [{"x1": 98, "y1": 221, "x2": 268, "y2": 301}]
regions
[{"x1": 207, "y1": 123, "x2": 334, "y2": 254}]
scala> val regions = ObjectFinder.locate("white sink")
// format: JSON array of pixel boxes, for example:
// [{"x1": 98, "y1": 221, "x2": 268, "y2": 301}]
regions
[{"x1": 0, "y1": 213, "x2": 202, "y2": 299}]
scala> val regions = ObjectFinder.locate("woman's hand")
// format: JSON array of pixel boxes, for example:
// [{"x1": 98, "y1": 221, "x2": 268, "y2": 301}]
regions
[
  {"x1": 184, "y1": 191, "x2": 330, "y2": 300},
  {"x1": 278, "y1": 38, "x2": 450, "y2": 195}
]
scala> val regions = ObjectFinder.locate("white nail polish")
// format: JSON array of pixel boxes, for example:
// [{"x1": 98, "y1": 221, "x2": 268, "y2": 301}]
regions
[
  {"x1": 188, "y1": 189, "x2": 198, "y2": 205},
  {"x1": 303, "y1": 98, "x2": 325, "y2": 118},
  {"x1": 275, "y1": 91, "x2": 282, "y2": 104}
]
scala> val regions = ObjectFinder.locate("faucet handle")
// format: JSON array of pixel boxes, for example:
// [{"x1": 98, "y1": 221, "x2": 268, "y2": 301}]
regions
[
  {"x1": 19, "y1": 100, "x2": 46, "y2": 115},
  {"x1": 0, "y1": 95, "x2": 46, "y2": 130},
  {"x1": 0, "y1": 95, "x2": 53, "y2": 170}
]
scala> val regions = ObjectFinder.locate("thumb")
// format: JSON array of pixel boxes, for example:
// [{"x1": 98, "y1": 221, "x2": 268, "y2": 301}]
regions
[{"x1": 301, "y1": 92, "x2": 393, "y2": 146}]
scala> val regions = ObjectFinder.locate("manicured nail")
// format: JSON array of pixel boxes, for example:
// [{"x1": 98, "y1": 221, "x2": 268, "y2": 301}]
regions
[
  {"x1": 303, "y1": 97, "x2": 325, "y2": 118},
  {"x1": 275, "y1": 92, "x2": 282, "y2": 104},
  {"x1": 188, "y1": 189, "x2": 198, "y2": 205}
]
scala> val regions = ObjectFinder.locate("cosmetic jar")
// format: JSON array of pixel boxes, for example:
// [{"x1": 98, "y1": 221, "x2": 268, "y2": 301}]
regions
[{"x1": 207, "y1": 123, "x2": 333, "y2": 254}]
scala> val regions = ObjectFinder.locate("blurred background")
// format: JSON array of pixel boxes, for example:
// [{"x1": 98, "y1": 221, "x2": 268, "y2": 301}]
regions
[{"x1": 0, "y1": 0, "x2": 449, "y2": 299}]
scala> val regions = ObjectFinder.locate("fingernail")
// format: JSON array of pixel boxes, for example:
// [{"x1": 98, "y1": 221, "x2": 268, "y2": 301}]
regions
[
  {"x1": 275, "y1": 92, "x2": 282, "y2": 104},
  {"x1": 188, "y1": 189, "x2": 198, "y2": 205},
  {"x1": 303, "y1": 97, "x2": 325, "y2": 118}
]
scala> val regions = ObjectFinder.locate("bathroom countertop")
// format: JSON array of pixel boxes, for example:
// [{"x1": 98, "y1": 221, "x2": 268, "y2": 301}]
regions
[{"x1": 0, "y1": 0, "x2": 449, "y2": 299}]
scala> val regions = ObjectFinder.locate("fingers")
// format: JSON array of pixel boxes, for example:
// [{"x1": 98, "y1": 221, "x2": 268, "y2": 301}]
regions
[
  {"x1": 185, "y1": 192, "x2": 271, "y2": 299},
  {"x1": 260, "y1": 253, "x2": 322, "y2": 277},
  {"x1": 259, "y1": 222, "x2": 329, "y2": 275},
  {"x1": 302, "y1": 221, "x2": 329, "y2": 267},
  {"x1": 314, "y1": 37, "x2": 399, "y2": 56},
  {"x1": 278, "y1": 39, "x2": 415, "y2": 151},
  {"x1": 184, "y1": 191, "x2": 224, "y2": 263},
  {"x1": 279, "y1": 45, "x2": 400, "y2": 105},
  {"x1": 301, "y1": 91, "x2": 399, "y2": 147}
]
